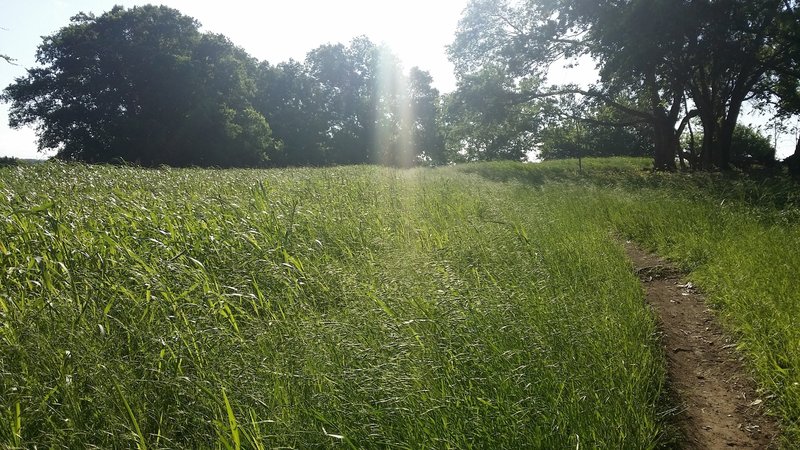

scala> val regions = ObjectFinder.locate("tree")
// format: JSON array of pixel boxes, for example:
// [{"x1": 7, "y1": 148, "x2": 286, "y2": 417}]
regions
[
  {"x1": 538, "y1": 102, "x2": 653, "y2": 161},
  {"x1": 286, "y1": 37, "x2": 438, "y2": 167},
  {"x1": 303, "y1": 38, "x2": 382, "y2": 165},
  {"x1": 449, "y1": 0, "x2": 797, "y2": 171},
  {"x1": 681, "y1": 0, "x2": 795, "y2": 169},
  {"x1": 754, "y1": 2, "x2": 800, "y2": 174},
  {"x1": 682, "y1": 124, "x2": 776, "y2": 169},
  {"x1": 729, "y1": 125, "x2": 776, "y2": 167},
  {"x1": 407, "y1": 68, "x2": 447, "y2": 165},
  {"x1": 253, "y1": 37, "x2": 446, "y2": 167},
  {"x1": 0, "y1": 156, "x2": 18, "y2": 167},
  {"x1": 1, "y1": 27, "x2": 14, "y2": 65},
  {"x1": 2, "y1": 5, "x2": 278, "y2": 167},
  {"x1": 442, "y1": 66, "x2": 539, "y2": 162},
  {"x1": 449, "y1": 0, "x2": 697, "y2": 170},
  {"x1": 254, "y1": 60, "x2": 330, "y2": 166}
]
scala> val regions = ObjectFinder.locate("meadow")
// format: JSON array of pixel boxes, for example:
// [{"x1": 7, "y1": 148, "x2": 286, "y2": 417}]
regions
[{"x1": 0, "y1": 159, "x2": 797, "y2": 448}]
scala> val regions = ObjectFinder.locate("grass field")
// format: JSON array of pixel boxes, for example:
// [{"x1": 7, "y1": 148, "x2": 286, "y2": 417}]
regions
[{"x1": 1, "y1": 159, "x2": 798, "y2": 447}]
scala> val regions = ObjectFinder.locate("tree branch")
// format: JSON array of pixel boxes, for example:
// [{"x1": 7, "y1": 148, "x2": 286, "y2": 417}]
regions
[
  {"x1": 676, "y1": 109, "x2": 699, "y2": 135},
  {"x1": 515, "y1": 87, "x2": 654, "y2": 121},
  {"x1": 565, "y1": 114, "x2": 648, "y2": 128}
]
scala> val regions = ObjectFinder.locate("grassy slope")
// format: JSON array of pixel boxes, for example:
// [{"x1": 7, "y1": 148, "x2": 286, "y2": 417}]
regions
[
  {"x1": 461, "y1": 158, "x2": 800, "y2": 445},
  {"x1": 0, "y1": 163, "x2": 664, "y2": 448},
  {"x1": 2, "y1": 158, "x2": 798, "y2": 447}
]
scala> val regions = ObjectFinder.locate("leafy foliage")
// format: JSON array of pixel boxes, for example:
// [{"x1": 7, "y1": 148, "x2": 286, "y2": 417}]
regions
[
  {"x1": 448, "y1": 0, "x2": 694, "y2": 170},
  {"x1": 255, "y1": 60, "x2": 330, "y2": 166},
  {"x1": 682, "y1": 125, "x2": 777, "y2": 168},
  {"x1": 2, "y1": 6, "x2": 279, "y2": 167},
  {"x1": 447, "y1": 0, "x2": 800, "y2": 171},
  {"x1": 0, "y1": 156, "x2": 18, "y2": 167},
  {"x1": 254, "y1": 38, "x2": 448, "y2": 168},
  {"x1": 730, "y1": 125, "x2": 776, "y2": 167},
  {"x1": 443, "y1": 67, "x2": 539, "y2": 162},
  {"x1": 407, "y1": 68, "x2": 447, "y2": 165},
  {"x1": 537, "y1": 101, "x2": 653, "y2": 161}
]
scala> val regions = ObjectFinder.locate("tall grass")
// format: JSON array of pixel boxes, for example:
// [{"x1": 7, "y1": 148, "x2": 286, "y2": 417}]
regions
[
  {"x1": 604, "y1": 176, "x2": 800, "y2": 447},
  {"x1": 1, "y1": 162, "x2": 667, "y2": 448},
  {"x1": 461, "y1": 158, "x2": 800, "y2": 446}
]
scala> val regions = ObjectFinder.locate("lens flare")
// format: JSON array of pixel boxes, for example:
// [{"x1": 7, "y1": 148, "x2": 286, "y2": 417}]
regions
[{"x1": 372, "y1": 48, "x2": 416, "y2": 168}]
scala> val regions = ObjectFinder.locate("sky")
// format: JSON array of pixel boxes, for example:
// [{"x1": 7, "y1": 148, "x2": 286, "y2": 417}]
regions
[{"x1": 0, "y1": 0, "x2": 796, "y2": 159}]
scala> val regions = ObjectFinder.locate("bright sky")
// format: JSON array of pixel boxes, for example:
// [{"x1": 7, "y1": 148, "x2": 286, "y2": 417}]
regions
[
  {"x1": 1, "y1": 1, "x2": 796, "y2": 159},
  {"x1": 0, "y1": 0, "x2": 470, "y2": 159}
]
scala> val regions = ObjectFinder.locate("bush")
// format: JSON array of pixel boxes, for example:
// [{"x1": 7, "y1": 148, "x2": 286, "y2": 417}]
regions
[
  {"x1": 730, "y1": 125, "x2": 775, "y2": 167},
  {"x1": 0, "y1": 156, "x2": 18, "y2": 167}
]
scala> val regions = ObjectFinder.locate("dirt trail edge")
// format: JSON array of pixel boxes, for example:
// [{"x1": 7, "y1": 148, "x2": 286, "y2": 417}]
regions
[{"x1": 624, "y1": 241, "x2": 779, "y2": 449}]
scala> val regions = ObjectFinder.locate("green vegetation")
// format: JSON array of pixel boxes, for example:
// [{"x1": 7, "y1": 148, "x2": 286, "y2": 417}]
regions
[
  {"x1": 1, "y1": 161, "x2": 664, "y2": 448},
  {"x1": 5, "y1": 2, "x2": 798, "y2": 170},
  {"x1": 450, "y1": 0, "x2": 799, "y2": 170},
  {"x1": 1, "y1": 159, "x2": 799, "y2": 447},
  {"x1": 460, "y1": 158, "x2": 800, "y2": 444},
  {"x1": 2, "y1": 6, "x2": 445, "y2": 168},
  {"x1": 0, "y1": 157, "x2": 17, "y2": 168}
]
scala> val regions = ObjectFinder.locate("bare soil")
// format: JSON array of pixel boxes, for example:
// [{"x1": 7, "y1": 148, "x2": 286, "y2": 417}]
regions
[{"x1": 624, "y1": 242, "x2": 779, "y2": 449}]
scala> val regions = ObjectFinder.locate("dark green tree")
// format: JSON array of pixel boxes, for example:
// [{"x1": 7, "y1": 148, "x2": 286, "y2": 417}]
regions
[
  {"x1": 2, "y1": 5, "x2": 278, "y2": 166},
  {"x1": 730, "y1": 125, "x2": 776, "y2": 167},
  {"x1": 449, "y1": 0, "x2": 696, "y2": 170},
  {"x1": 538, "y1": 102, "x2": 653, "y2": 161},
  {"x1": 682, "y1": 0, "x2": 796, "y2": 169},
  {"x1": 255, "y1": 60, "x2": 330, "y2": 166},
  {"x1": 304, "y1": 39, "x2": 376, "y2": 165},
  {"x1": 754, "y1": 3, "x2": 800, "y2": 173},
  {"x1": 252, "y1": 37, "x2": 446, "y2": 167},
  {"x1": 299, "y1": 37, "x2": 435, "y2": 167},
  {"x1": 449, "y1": 0, "x2": 797, "y2": 171},
  {"x1": 408, "y1": 67, "x2": 447, "y2": 165},
  {"x1": 442, "y1": 66, "x2": 539, "y2": 162},
  {"x1": 682, "y1": 125, "x2": 776, "y2": 169}
]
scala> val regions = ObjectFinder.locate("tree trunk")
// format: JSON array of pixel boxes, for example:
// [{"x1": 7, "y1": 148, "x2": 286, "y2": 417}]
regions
[
  {"x1": 714, "y1": 122, "x2": 734, "y2": 170},
  {"x1": 787, "y1": 136, "x2": 800, "y2": 176},
  {"x1": 699, "y1": 112, "x2": 716, "y2": 170},
  {"x1": 653, "y1": 118, "x2": 678, "y2": 171},
  {"x1": 714, "y1": 95, "x2": 744, "y2": 170}
]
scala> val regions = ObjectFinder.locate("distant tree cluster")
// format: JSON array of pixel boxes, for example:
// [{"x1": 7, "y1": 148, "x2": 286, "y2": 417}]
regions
[
  {"x1": 0, "y1": 156, "x2": 18, "y2": 167},
  {"x1": 257, "y1": 39, "x2": 446, "y2": 167},
  {"x1": 4, "y1": 7, "x2": 275, "y2": 167},
  {"x1": 2, "y1": 6, "x2": 444, "y2": 167}
]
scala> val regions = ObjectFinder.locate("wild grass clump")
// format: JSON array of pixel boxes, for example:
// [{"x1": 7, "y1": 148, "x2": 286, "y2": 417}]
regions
[{"x1": 1, "y1": 162, "x2": 666, "y2": 448}]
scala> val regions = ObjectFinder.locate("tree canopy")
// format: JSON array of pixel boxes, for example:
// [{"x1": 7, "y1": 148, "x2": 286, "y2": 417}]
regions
[
  {"x1": 448, "y1": 0, "x2": 800, "y2": 170},
  {"x1": 3, "y1": 5, "x2": 279, "y2": 167},
  {"x1": 3, "y1": 7, "x2": 445, "y2": 168},
  {"x1": 3, "y1": 2, "x2": 799, "y2": 170}
]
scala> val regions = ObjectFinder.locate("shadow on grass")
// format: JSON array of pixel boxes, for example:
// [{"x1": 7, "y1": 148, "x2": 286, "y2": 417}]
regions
[{"x1": 457, "y1": 158, "x2": 800, "y2": 212}]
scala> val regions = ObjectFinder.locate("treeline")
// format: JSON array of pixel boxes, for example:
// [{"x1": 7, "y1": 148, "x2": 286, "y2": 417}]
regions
[
  {"x1": 3, "y1": 5, "x2": 445, "y2": 167},
  {"x1": 3, "y1": 2, "x2": 799, "y2": 170},
  {"x1": 448, "y1": 0, "x2": 800, "y2": 171}
]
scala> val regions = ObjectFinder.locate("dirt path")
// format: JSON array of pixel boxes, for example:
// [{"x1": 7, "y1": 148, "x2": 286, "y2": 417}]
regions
[{"x1": 624, "y1": 242, "x2": 779, "y2": 449}]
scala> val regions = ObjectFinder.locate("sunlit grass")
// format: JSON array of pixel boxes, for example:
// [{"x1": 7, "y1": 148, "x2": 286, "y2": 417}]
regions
[
  {"x1": 459, "y1": 158, "x2": 800, "y2": 446},
  {"x1": 1, "y1": 162, "x2": 667, "y2": 448},
  {"x1": 4, "y1": 158, "x2": 797, "y2": 447}
]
